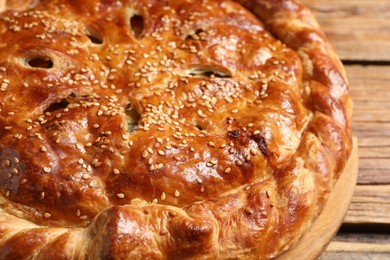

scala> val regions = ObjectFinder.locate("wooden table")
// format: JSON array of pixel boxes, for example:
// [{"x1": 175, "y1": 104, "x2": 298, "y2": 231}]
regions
[{"x1": 300, "y1": 0, "x2": 390, "y2": 258}]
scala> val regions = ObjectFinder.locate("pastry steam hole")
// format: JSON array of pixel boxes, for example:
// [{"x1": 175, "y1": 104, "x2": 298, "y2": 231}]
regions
[
  {"x1": 185, "y1": 28, "x2": 206, "y2": 40},
  {"x1": 86, "y1": 26, "x2": 103, "y2": 44},
  {"x1": 27, "y1": 56, "x2": 54, "y2": 69},
  {"x1": 195, "y1": 124, "x2": 204, "y2": 131},
  {"x1": 130, "y1": 14, "x2": 145, "y2": 38},
  {"x1": 44, "y1": 99, "x2": 70, "y2": 113},
  {"x1": 126, "y1": 103, "x2": 140, "y2": 133},
  {"x1": 187, "y1": 65, "x2": 232, "y2": 78}
]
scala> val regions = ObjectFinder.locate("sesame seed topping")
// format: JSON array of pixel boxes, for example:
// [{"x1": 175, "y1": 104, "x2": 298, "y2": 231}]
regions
[
  {"x1": 161, "y1": 192, "x2": 166, "y2": 200},
  {"x1": 117, "y1": 193, "x2": 125, "y2": 198},
  {"x1": 224, "y1": 167, "x2": 232, "y2": 174},
  {"x1": 44, "y1": 213, "x2": 52, "y2": 218},
  {"x1": 160, "y1": 229, "x2": 168, "y2": 236},
  {"x1": 43, "y1": 167, "x2": 52, "y2": 173},
  {"x1": 82, "y1": 174, "x2": 91, "y2": 180},
  {"x1": 174, "y1": 190, "x2": 180, "y2": 197},
  {"x1": 113, "y1": 168, "x2": 120, "y2": 175}
]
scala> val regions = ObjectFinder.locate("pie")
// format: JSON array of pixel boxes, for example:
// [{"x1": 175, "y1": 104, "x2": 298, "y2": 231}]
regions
[{"x1": 0, "y1": 0, "x2": 353, "y2": 259}]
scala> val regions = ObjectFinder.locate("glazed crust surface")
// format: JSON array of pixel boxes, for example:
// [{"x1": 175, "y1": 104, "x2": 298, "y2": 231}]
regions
[{"x1": 0, "y1": 0, "x2": 352, "y2": 259}]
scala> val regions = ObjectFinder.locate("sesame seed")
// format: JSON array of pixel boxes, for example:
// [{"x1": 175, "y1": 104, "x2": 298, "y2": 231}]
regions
[
  {"x1": 82, "y1": 174, "x2": 91, "y2": 180},
  {"x1": 161, "y1": 192, "x2": 166, "y2": 200},
  {"x1": 196, "y1": 178, "x2": 203, "y2": 184},
  {"x1": 236, "y1": 160, "x2": 243, "y2": 166},
  {"x1": 174, "y1": 190, "x2": 180, "y2": 197},
  {"x1": 5, "y1": 190, "x2": 10, "y2": 197},
  {"x1": 160, "y1": 230, "x2": 168, "y2": 236},
  {"x1": 20, "y1": 178, "x2": 27, "y2": 184},
  {"x1": 113, "y1": 168, "x2": 120, "y2": 175},
  {"x1": 43, "y1": 167, "x2": 51, "y2": 173},
  {"x1": 44, "y1": 213, "x2": 52, "y2": 218},
  {"x1": 208, "y1": 142, "x2": 215, "y2": 147},
  {"x1": 117, "y1": 193, "x2": 125, "y2": 199},
  {"x1": 224, "y1": 167, "x2": 232, "y2": 174},
  {"x1": 158, "y1": 150, "x2": 165, "y2": 155},
  {"x1": 4, "y1": 160, "x2": 10, "y2": 167}
]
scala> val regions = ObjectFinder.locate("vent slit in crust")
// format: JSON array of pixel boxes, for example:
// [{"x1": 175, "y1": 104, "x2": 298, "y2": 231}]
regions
[
  {"x1": 85, "y1": 25, "x2": 103, "y2": 44},
  {"x1": 125, "y1": 103, "x2": 140, "y2": 133},
  {"x1": 129, "y1": 13, "x2": 145, "y2": 38},
  {"x1": 44, "y1": 99, "x2": 70, "y2": 113},
  {"x1": 186, "y1": 65, "x2": 232, "y2": 78},
  {"x1": 27, "y1": 56, "x2": 54, "y2": 69}
]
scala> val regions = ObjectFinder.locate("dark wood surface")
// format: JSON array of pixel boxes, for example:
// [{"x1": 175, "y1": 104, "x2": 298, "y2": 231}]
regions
[{"x1": 300, "y1": 0, "x2": 390, "y2": 258}]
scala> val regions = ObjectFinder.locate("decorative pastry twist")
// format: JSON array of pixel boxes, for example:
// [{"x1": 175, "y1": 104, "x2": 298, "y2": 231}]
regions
[{"x1": 0, "y1": 0, "x2": 352, "y2": 258}]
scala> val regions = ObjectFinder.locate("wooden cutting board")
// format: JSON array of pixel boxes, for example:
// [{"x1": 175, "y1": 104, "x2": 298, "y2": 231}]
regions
[{"x1": 277, "y1": 138, "x2": 359, "y2": 259}]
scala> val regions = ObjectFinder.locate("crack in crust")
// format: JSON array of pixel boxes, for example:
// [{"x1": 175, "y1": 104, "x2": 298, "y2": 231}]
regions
[{"x1": 0, "y1": 0, "x2": 352, "y2": 258}]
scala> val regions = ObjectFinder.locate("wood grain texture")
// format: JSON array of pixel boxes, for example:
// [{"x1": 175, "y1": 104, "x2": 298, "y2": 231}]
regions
[
  {"x1": 347, "y1": 65, "x2": 390, "y2": 184},
  {"x1": 344, "y1": 185, "x2": 390, "y2": 225},
  {"x1": 301, "y1": 0, "x2": 390, "y2": 61}
]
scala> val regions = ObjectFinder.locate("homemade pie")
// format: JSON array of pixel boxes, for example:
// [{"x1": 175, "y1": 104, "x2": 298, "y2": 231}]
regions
[{"x1": 0, "y1": 0, "x2": 353, "y2": 259}]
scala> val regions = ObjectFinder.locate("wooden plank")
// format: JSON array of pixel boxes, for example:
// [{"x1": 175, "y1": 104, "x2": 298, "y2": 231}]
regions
[
  {"x1": 302, "y1": 0, "x2": 390, "y2": 61},
  {"x1": 358, "y1": 158, "x2": 390, "y2": 184},
  {"x1": 332, "y1": 233, "x2": 390, "y2": 244},
  {"x1": 344, "y1": 65, "x2": 390, "y2": 184},
  {"x1": 344, "y1": 185, "x2": 390, "y2": 225},
  {"x1": 323, "y1": 234, "x2": 390, "y2": 259}
]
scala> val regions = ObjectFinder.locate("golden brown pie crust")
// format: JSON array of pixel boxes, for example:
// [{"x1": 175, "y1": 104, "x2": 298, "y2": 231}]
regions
[{"x1": 0, "y1": 0, "x2": 352, "y2": 259}]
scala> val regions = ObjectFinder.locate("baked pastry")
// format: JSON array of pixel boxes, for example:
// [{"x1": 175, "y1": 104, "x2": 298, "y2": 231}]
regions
[{"x1": 0, "y1": 0, "x2": 352, "y2": 259}]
